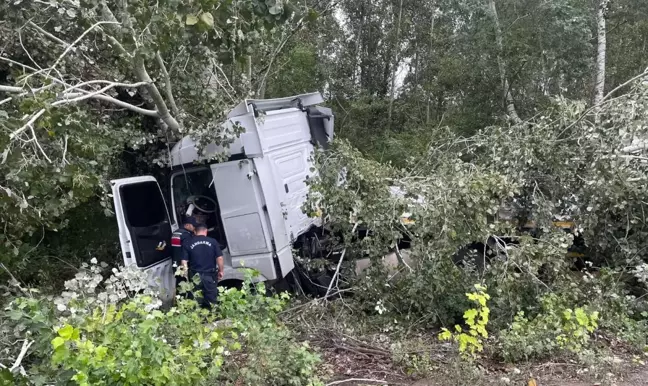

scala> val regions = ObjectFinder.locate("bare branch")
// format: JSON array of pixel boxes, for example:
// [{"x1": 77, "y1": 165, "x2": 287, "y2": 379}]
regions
[
  {"x1": 0, "y1": 85, "x2": 25, "y2": 93},
  {"x1": 61, "y1": 134, "x2": 69, "y2": 165},
  {"x1": 0, "y1": 57, "x2": 71, "y2": 89},
  {"x1": 10, "y1": 340, "x2": 34, "y2": 373},
  {"x1": 325, "y1": 378, "x2": 388, "y2": 386},
  {"x1": 9, "y1": 81, "x2": 153, "y2": 139},
  {"x1": 19, "y1": 27, "x2": 43, "y2": 70},
  {"x1": 10, "y1": 109, "x2": 45, "y2": 140},
  {"x1": 48, "y1": 21, "x2": 118, "y2": 75},
  {"x1": 62, "y1": 92, "x2": 159, "y2": 116},
  {"x1": 325, "y1": 222, "x2": 359, "y2": 299},
  {"x1": 156, "y1": 52, "x2": 179, "y2": 116},
  {"x1": 29, "y1": 123, "x2": 52, "y2": 163},
  {"x1": 27, "y1": 21, "x2": 69, "y2": 47},
  {"x1": 210, "y1": 59, "x2": 236, "y2": 92},
  {"x1": 257, "y1": 16, "x2": 307, "y2": 97},
  {"x1": 62, "y1": 79, "x2": 147, "y2": 94},
  {"x1": 54, "y1": 82, "x2": 148, "y2": 105}
]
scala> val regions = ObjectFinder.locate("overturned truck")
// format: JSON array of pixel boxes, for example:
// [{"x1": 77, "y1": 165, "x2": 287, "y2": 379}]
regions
[{"x1": 111, "y1": 92, "x2": 334, "y2": 300}]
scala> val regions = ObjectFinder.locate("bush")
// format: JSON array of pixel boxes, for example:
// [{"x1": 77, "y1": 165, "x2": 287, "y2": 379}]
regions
[
  {"x1": 212, "y1": 272, "x2": 323, "y2": 386},
  {"x1": 1, "y1": 261, "x2": 322, "y2": 386},
  {"x1": 438, "y1": 284, "x2": 490, "y2": 359},
  {"x1": 498, "y1": 293, "x2": 599, "y2": 362}
]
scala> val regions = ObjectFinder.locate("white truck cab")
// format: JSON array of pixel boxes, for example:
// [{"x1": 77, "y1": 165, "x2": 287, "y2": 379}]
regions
[{"x1": 110, "y1": 92, "x2": 334, "y2": 300}]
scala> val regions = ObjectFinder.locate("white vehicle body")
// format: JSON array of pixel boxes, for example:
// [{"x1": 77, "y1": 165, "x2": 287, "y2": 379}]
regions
[{"x1": 110, "y1": 92, "x2": 334, "y2": 301}]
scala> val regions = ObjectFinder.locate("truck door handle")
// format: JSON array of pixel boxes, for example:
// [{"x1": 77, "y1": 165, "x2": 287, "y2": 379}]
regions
[{"x1": 284, "y1": 184, "x2": 289, "y2": 193}]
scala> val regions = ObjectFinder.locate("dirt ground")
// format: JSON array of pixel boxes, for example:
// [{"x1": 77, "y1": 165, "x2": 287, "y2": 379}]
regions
[
  {"x1": 327, "y1": 365, "x2": 648, "y2": 386},
  {"x1": 320, "y1": 341, "x2": 648, "y2": 386}
]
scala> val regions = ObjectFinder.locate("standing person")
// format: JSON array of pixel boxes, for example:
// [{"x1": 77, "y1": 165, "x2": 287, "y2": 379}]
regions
[
  {"x1": 181, "y1": 223, "x2": 224, "y2": 309},
  {"x1": 171, "y1": 217, "x2": 197, "y2": 298}
]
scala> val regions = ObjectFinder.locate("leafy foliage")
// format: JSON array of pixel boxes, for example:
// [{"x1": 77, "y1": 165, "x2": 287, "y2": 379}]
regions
[
  {"x1": 0, "y1": 0, "x2": 301, "y2": 277},
  {"x1": 1, "y1": 263, "x2": 321, "y2": 385},
  {"x1": 438, "y1": 284, "x2": 490, "y2": 359},
  {"x1": 499, "y1": 294, "x2": 599, "y2": 362}
]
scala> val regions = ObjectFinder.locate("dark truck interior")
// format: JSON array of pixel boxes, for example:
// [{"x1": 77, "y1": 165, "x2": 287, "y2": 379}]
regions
[
  {"x1": 119, "y1": 181, "x2": 173, "y2": 267},
  {"x1": 171, "y1": 168, "x2": 227, "y2": 248}
]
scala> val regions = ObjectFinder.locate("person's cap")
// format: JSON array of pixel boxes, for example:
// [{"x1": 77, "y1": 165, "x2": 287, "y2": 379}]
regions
[{"x1": 184, "y1": 217, "x2": 198, "y2": 226}]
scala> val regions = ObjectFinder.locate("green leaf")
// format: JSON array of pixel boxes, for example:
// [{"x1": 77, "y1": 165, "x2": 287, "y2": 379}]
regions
[
  {"x1": 306, "y1": 9, "x2": 319, "y2": 22},
  {"x1": 186, "y1": 15, "x2": 198, "y2": 26},
  {"x1": 269, "y1": 5, "x2": 282, "y2": 15},
  {"x1": 200, "y1": 12, "x2": 214, "y2": 27},
  {"x1": 52, "y1": 337, "x2": 65, "y2": 349},
  {"x1": 58, "y1": 324, "x2": 74, "y2": 340}
]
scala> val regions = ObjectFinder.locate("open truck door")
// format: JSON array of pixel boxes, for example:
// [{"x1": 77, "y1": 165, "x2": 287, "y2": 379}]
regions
[{"x1": 110, "y1": 176, "x2": 175, "y2": 301}]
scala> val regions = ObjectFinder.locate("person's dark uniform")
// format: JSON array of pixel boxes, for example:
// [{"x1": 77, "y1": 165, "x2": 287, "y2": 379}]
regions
[
  {"x1": 171, "y1": 217, "x2": 197, "y2": 297},
  {"x1": 182, "y1": 232, "x2": 223, "y2": 309}
]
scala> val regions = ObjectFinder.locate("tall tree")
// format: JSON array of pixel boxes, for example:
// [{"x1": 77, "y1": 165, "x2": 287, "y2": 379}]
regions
[
  {"x1": 387, "y1": 0, "x2": 405, "y2": 130},
  {"x1": 487, "y1": 0, "x2": 523, "y2": 125},
  {"x1": 593, "y1": 0, "x2": 610, "y2": 106}
]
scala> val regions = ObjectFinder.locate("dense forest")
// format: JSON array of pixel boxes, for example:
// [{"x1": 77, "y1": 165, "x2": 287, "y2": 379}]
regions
[{"x1": 2, "y1": 0, "x2": 648, "y2": 384}]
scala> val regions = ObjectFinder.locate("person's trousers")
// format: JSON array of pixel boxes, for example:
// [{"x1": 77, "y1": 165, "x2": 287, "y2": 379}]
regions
[{"x1": 189, "y1": 270, "x2": 219, "y2": 310}]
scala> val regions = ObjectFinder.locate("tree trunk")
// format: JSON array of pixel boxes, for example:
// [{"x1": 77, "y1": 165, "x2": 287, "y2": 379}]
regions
[
  {"x1": 352, "y1": 5, "x2": 366, "y2": 92},
  {"x1": 426, "y1": 2, "x2": 436, "y2": 126},
  {"x1": 488, "y1": 0, "x2": 522, "y2": 125},
  {"x1": 387, "y1": 0, "x2": 405, "y2": 131},
  {"x1": 593, "y1": 0, "x2": 609, "y2": 106}
]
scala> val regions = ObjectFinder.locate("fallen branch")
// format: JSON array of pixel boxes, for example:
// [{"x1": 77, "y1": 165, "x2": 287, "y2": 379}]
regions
[
  {"x1": 47, "y1": 21, "x2": 118, "y2": 75},
  {"x1": 61, "y1": 92, "x2": 159, "y2": 116},
  {"x1": 156, "y1": 52, "x2": 179, "y2": 116},
  {"x1": 10, "y1": 340, "x2": 34, "y2": 373},
  {"x1": 325, "y1": 222, "x2": 358, "y2": 299},
  {"x1": 9, "y1": 81, "x2": 153, "y2": 139},
  {"x1": 0, "y1": 85, "x2": 25, "y2": 93},
  {"x1": 27, "y1": 20, "x2": 69, "y2": 47},
  {"x1": 325, "y1": 378, "x2": 388, "y2": 386},
  {"x1": 134, "y1": 54, "x2": 180, "y2": 131}
]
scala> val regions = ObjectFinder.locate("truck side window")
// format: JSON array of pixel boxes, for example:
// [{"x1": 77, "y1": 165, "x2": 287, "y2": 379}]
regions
[{"x1": 121, "y1": 182, "x2": 167, "y2": 227}]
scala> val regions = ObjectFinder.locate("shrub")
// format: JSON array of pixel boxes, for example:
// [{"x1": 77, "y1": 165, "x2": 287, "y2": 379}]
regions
[
  {"x1": 438, "y1": 284, "x2": 490, "y2": 359},
  {"x1": 1, "y1": 262, "x2": 322, "y2": 386},
  {"x1": 212, "y1": 270, "x2": 323, "y2": 386},
  {"x1": 498, "y1": 293, "x2": 599, "y2": 362}
]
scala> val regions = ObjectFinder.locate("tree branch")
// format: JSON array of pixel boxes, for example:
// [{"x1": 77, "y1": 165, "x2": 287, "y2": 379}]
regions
[
  {"x1": 48, "y1": 21, "x2": 118, "y2": 75},
  {"x1": 10, "y1": 109, "x2": 45, "y2": 140},
  {"x1": 156, "y1": 52, "x2": 179, "y2": 116},
  {"x1": 27, "y1": 21, "x2": 69, "y2": 47},
  {"x1": 325, "y1": 378, "x2": 388, "y2": 386},
  {"x1": 62, "y1": 92, "x2": 159, "y2": 116},
  {"x1": 10, "y1": 81, "x2": 155, "y2": 139},
  {"x1": 9, "y1": 340, "x2": 34, "y2": 374},
  {"x1": 133, "y1": 55, "x2": 180, "y2": 131},
  {"x1": 0, "y1": 85, "x2": 25, "y2": 93},
  {"x1": 256, "y1": 15, "x2": 307, "y2": 97}
]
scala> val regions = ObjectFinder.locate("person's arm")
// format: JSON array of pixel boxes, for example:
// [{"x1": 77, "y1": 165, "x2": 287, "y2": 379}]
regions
[
  {"x1": 181, "y1": 242, "x2": 190, "y2": 278},
  {"x1": 217, "y1": 256, "x2": 224, "y2": 280},
  {"x1": 214, "y1": 243, "x2": 224, "y2": 280}
]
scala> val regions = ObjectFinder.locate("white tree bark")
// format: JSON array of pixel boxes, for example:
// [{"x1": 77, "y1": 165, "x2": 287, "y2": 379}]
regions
[
  {"x1": 426, "y1": 3, "x2": 437, "y2": 125},
  {"x1": 488, "y1": 0, "x2": 522, "y2": 125},
  {"x1": 387, "y1": 0, "x2": 405, "y2": 130},
  {"x1": 593, "y1": 0, "x2": 609, "y2": 106}
]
